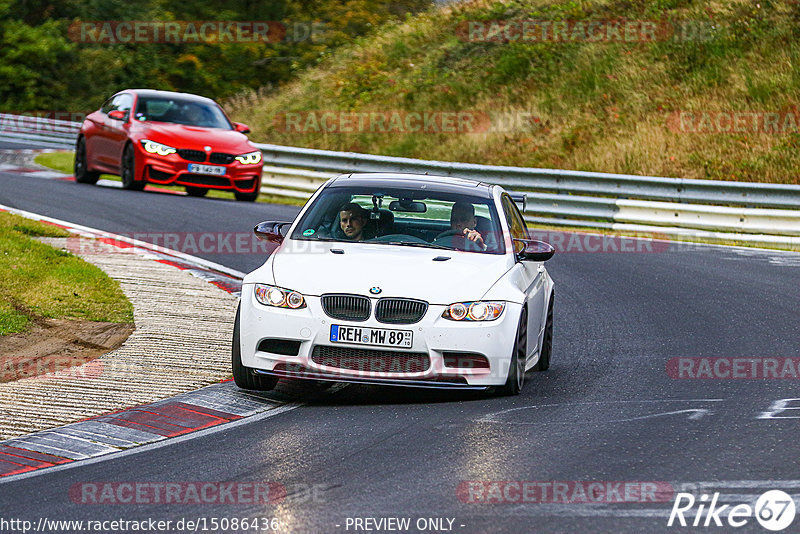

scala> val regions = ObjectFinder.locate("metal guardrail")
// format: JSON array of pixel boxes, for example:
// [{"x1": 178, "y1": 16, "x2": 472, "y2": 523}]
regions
[
  {"x1": 254, "y1": 142, "x2": 800, "y2": 209},
  {"x1": 1, "y1": 113, "x2": 798, "y2": 246},
  {"x1": 253, "y1": 143, "x2": 800, "y2": 244},
  {"x1": 258, "y1": 165, "x2": 800, "y2": 246},
  {"x1": 0, "y1": 113, "x2": 81, "y2": 149}
]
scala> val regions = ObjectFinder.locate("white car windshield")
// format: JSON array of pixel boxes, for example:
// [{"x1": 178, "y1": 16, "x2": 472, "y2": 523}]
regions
[{"x1": 291, "y1": 186, "x2": 505, "y2": 254}]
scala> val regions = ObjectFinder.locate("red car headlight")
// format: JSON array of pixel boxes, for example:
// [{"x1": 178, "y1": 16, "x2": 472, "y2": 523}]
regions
[
  {"x1": 140, "y1": 139, "x2": 177, "y2": 156},
  {"x1": 235, "y1": 151, "x2": 262, "y2": 165}
]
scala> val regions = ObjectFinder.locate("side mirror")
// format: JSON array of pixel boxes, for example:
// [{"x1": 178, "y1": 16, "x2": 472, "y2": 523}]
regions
[
  {"x1": 234, "y1": 122, "x2": 251, "y2": 134},
  {"x1": 108, "y1": 110, "x2": 128, "y2": 121},
  {"x1": 254, "y1": 221, "x2": 292, "y2": 243},
  {"x1": 513, "y1": 239, "x2": 555, "y2": 262}
]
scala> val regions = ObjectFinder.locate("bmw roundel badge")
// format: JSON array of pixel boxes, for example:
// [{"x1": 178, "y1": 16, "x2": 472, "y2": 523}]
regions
[{"x1": 370, "y1": 287, "x2": 382, "y2": 295}]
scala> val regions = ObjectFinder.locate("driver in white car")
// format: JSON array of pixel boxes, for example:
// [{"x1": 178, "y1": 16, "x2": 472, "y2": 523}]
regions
[{"x1": 447, "y1": 201, "x2": 486, "y2": 249}]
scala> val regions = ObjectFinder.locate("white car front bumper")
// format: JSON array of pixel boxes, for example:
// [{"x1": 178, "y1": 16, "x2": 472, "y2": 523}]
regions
[{"x1": 239, "y1": 287, "x2": 522, "y2": 388}]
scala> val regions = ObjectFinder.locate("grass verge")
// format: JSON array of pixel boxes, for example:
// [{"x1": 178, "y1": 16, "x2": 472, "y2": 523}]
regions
[
  {"x1": 33, "y1": 151, "x2": 74, "y2": 174},
  {"x1": 0, "y1": 212, "x2": 134, "y2": 335},
  {"x1": 225, "y1": 0, "x2": 800, "y2": 185}
]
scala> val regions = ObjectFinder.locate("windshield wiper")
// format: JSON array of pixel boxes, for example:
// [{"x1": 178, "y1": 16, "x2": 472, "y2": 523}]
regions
[{"x1": 383, "y1": 241, "x2": 452, "y2": 250}]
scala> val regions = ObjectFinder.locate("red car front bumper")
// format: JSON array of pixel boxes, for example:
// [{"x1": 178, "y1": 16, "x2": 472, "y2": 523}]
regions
[{"x1": 135, "y1": 147, "x2": 263, "y2": 193}]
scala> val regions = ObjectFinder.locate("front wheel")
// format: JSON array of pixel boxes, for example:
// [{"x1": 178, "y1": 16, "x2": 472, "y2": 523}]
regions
[
  {"x1": 496, "y1": 307, "x2": 527, "y2": 396},
  {"x1": 120, "y1": 144, "x2": 145, "y2": 191},
  {"x1": 74, "y1": 137, "x2": 99, "y2": 184},
  {"x1": 232, "y1": 305, "x2": 278, "y2": 391}
]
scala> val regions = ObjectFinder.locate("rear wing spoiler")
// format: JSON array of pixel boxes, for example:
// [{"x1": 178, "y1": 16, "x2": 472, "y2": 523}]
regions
[{"x1": 508, "y1": 192, "x2": 527, "y2": 212}]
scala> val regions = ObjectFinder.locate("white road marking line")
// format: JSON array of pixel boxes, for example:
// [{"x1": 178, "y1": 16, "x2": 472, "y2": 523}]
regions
[
  {"x1": 478, "y1": 399, "x2": 724, "y2": 424},
  {"x1": 606, "y1": 408, "x2": 712, "y2": 422}
]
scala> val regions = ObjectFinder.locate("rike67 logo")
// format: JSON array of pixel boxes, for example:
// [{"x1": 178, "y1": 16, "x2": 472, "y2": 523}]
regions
[{"x1": 668, "y1": 490, "x2": 796, "y2": 531}]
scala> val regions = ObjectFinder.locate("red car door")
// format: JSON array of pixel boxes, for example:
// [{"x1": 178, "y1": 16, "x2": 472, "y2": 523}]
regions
[
  {"x1": 85, "y1": 97, "x2": 117, "y2": 170},
  {"x1": 104, "y1": 93, "x2": 134, "y2": 172}
]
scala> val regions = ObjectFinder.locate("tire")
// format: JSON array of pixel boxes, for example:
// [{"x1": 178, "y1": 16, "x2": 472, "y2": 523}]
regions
[
  {"x1": 496, "y1": 307, "x2": 527, "y2": 396},
  {"x1": 120, "y1": 144, "x2": 145, "y2": 191},
  {"x1": 232, "y1": 305, "x2": 278, "y2": 391},
  {"x1": 532, "y1": 294, "x2": 554, "y2": 372},
  {"x1": 74, "y1": 137, "x2": 99, "y2": 184},
  {"x1": 234, "y1": 190, "x2": 259, "y2": 202},
  {"x1": 185, "y1": 186, "x2": 208, "y2": 197}
]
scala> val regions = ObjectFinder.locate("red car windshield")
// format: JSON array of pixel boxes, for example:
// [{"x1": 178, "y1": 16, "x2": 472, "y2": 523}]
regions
[{"x1": 134, "y1": 96, "x2": 232, "y2": 129}]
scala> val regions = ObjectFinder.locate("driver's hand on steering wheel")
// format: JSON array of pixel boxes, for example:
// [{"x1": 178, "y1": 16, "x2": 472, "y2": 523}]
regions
[{"x1": 463, "y1": 228, "x2": 486, "y2": 250}]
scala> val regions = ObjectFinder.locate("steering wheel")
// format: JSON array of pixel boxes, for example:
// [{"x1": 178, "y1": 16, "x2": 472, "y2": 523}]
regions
[
  {"x1": 434, "y1": 229, "x2": 466, "y2": 240},
  {"x1": 433, "y1": 228, "x2": 483, "y2": 251}
]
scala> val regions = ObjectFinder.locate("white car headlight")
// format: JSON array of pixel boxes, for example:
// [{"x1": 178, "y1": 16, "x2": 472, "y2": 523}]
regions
[
  {"x1": 254, "y1": 284, "x2": 306, "y2": 309},
  {"x1": 442, "y1": 301, "x2": 504, "y2": 321},
  {"x1": 235, "y1": 151, "x2": 262, "y2": 165},
  {"x1": 140, "y1": 139, "x2": 177, "y2": 156}
]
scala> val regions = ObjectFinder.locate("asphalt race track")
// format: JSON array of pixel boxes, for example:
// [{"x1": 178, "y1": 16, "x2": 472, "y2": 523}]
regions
[{"x1": 1, "y1": 170, "x2": 800, "y2": 533}]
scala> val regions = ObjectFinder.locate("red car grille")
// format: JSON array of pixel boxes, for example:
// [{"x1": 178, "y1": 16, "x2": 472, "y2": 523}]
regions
[
  {"x1": 210, "y1": 152, "x2": 235, "y2": 164},
  {"x1": 311, "y1": 345, "x2": 430, "y2": 373},
  {"x1": 177, "y1": 149, "x2": 206, "y2": 162}
]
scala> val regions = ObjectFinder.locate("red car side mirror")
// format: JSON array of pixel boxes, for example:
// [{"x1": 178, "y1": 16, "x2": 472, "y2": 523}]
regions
[
  {"x1": 108, "y1": 110, "x2": 127, "y2": 121},
  {"x1": 234, "y1": 122, "x2": 251, "y2": 134}
]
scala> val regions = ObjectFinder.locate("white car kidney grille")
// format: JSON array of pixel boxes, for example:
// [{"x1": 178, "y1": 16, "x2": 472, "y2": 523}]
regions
[
  {"x1": 375, "y1": 298, "x2": 428, "y2": 324},
  {"x1": 321, "y1": 294, "x2": 371, "y2": 321},
  {"x1": 311, "y1": 345, "x2": 430, "y2": 373}
]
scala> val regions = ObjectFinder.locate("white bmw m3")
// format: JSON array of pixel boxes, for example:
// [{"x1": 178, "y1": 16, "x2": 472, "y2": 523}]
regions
[{"x1": 233, "y1": 173, "x2": 555, "y2": 395}]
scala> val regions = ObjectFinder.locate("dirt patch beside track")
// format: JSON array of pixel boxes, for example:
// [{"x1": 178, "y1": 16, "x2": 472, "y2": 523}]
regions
[{"x1": 0, "y1": 318, "x2": 133, "y2": 383}]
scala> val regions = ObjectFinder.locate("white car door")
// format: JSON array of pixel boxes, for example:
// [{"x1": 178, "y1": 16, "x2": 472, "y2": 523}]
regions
[{"x1": 501, "y1": 194, "x2": 546, "y2": 363}]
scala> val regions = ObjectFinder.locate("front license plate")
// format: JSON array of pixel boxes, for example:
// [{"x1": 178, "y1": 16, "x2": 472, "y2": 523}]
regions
[
  {"x1": 330, "y1": 325, "x2": 413, "y2": 348},
  {"x1": 188, "y1": 163, "x2": 226, "y2": 176}
]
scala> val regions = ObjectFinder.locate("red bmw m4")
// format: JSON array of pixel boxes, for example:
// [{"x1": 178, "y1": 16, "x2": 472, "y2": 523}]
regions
[{"x1": 74, "y1": 89, "x2": 263, "y2": 201}]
